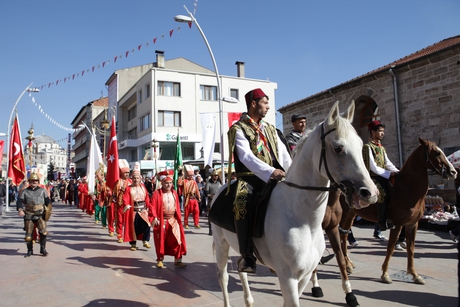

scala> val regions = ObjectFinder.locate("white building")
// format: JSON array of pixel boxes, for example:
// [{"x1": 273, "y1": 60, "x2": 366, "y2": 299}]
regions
[
  {"x1": 106, "y1": 51, "x2": 278, "y2": 173},
  {"x1": 24, "y1": 133, "x2": 67, "y2": 178}
]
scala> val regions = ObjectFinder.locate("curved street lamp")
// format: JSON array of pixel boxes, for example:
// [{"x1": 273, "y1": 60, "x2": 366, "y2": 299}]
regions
[
  {"x1": 174, "y1": 6, "x2": 238, "y2": 172},
  {"x1": 5, "y1": 83, "x2": 40, "y2": 212}
]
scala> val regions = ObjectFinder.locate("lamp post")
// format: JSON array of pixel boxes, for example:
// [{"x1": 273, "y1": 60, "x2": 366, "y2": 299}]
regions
[
  {"x1": 5, "y1": 83, "x2": 40, "y2": 212},
  {"x1": 152, "y1": 138, "x2": 159, "y2": 185},
  {"x1": 25, "y1": 124, "x2": 35, "y2": 169},
  {"x1": 174, "y1": 6, "x2": 238, "y2": 173},
  {"x1": 100, "y1": 109, "x2": 110, "y2": 164}
]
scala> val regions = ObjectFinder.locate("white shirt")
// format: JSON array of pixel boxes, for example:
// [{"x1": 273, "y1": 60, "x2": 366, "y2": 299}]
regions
[
  {"x1": 367, "y1": 147, "x2": 399, "y2": 179},
  {"x1": 235, "y1": 125, "x2": 291, "y2": 183}
]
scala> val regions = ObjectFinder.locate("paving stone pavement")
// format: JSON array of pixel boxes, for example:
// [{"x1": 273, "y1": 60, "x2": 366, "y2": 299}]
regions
[{"x1": 0, "y1": 202, "x2": 458, "y2": 307}]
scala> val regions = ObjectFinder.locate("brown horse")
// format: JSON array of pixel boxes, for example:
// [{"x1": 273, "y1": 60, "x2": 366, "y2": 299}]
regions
[
  {"x1": 339, "y1": 138, "x2": 457, "y2": 284},
  {"x1": 310, "y1": 190, "x2": 362, "y2": 307}
]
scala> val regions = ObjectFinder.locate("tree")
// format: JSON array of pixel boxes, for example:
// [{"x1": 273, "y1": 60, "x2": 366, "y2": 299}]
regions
[{"x1": 47, "y1": 162, "x2": 55, "y2": 181}]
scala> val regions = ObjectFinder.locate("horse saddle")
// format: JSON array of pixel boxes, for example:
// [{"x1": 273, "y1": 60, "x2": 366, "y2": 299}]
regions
[{"x1": 208, "y1": 179, "x2": 278, "y2": 238}]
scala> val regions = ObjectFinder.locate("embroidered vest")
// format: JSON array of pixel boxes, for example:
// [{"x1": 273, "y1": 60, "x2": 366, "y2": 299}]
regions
[
  {"x1": 363, "y1": 141, "x2": 387, "y2": 177},
  {"x1": 228, "y1": 119, "x2": 281, "y2": 175}
]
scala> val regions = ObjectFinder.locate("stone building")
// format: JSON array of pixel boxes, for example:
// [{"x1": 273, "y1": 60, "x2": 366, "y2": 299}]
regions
[{"x1": 279, "y1": 35, "x2": 460, "y2": 192}]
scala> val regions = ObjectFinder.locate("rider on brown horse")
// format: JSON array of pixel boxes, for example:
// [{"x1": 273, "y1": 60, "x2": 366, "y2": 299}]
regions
[{"x1": 363, "y1": 120, "x2": 399, "y2": 231}]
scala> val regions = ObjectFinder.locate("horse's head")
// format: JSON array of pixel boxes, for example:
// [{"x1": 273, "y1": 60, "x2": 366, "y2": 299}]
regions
[
  {"x1": 320, "y1": 101, "x2": 379, "y2": 208},
  {"x1": 419, "y1": 138, "x2": 457, "y2": 180}
]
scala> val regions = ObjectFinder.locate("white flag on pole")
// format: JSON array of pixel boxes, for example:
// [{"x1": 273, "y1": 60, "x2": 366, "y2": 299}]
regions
[
  {"x1": 87, "y1": 128, "x2": 104, "y2": 194},
  {"x1": 200, "y1": 113, "x2": 216, "y2": 168}
]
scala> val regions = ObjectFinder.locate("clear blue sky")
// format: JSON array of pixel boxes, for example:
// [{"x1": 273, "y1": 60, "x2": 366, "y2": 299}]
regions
[{"x1": 1, "y1": 0, "x2": 459, "y2": 148}]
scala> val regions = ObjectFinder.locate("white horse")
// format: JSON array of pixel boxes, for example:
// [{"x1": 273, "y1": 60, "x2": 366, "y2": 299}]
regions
[{"x1": 211, "y1": 101, "x2": 379, "y2": 307}]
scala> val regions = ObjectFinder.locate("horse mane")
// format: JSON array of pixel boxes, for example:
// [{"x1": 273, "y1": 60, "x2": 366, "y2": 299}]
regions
[{"x1": 399, "y1": 139, "x2": 436, "y2": 173}]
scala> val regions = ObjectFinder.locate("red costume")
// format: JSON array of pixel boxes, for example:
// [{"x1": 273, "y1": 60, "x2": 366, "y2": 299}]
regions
[
  {"x1": 122, "y1": 183, "x2": 153, "y2": 243},
  {"x1": 151, "y1": 173, "x2": 187, "y2": 264},
  {"x1": 182, "y1": 177, "x2": 201, "y2": 228},
  {"x1": 78, "y1": 180, "x2": 88, "y2": 212},
  {"x1": 113, "y1": 177, "x2": 131, "y2": 240}
]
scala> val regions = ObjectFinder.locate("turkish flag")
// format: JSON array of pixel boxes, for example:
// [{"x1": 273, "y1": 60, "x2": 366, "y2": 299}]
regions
[
  {"x1": 8, "y1": 116, "x2": 26, "y2": 185},
  {"x1": 105, "y1": 116, "x2": 119, "y2": 191},
  {"x1": 0, "y1": 140, "x2": 4, "y2": 171},
  {"x1": 227, "y1": 112, "x2": 242, "y2": 129}
]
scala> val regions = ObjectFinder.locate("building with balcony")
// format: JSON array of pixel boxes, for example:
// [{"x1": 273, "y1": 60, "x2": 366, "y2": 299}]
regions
[
  {"x1": 106, "y1": 51, "x2": 278, "y2": 174},
  {"x1": 71, "y1": 97, "x2": 108, "y2": 177}
]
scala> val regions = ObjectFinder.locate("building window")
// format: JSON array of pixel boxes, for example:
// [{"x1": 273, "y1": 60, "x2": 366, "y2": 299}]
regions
[
  {"x1": 130, "y1": 149, "x2": 137, "y2": 162},
  {"x1": 140, "y1": 113, "x2": 151, "y2": 131},
  {"x1": 158, "y1": 111, "x2": 181, "y2": 127},
  {"x1": 200, "y1": 85, "x2": 217, "y2": 101},
  {"x1": 128, "y1": 106, "x2": 137, "y2": 121},
  {"x1": 138, "y1": 89, "x2": 143, "y2": 104},
  {"x1": 146, "y1": 84, "x2": 151, "y2": 98},
  {"x1": 128, "y1": 128, "x2": 137, "y2": 139},
  {"x1": 159, "y1": 142, "x2": 195, "y2": 160},
  {"x1": 157, "y1": 81, "x2": 180, "y2": 96},
  {"x1": 230, "y1": 88, "x2": 239, "y2": 100},
  {"x1": 359, "y1": 97, "x2": 380, "y2": 127}
]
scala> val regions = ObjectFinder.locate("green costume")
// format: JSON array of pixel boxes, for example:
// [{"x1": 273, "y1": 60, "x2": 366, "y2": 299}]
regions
[{"x1": 226, "y1": 115, "x2": 284, "y2": 271}]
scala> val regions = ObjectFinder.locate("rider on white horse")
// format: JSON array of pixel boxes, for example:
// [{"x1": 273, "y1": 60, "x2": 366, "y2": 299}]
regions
[{"x1": 226, "y1": 88, "x2": 292, "y2": 273}]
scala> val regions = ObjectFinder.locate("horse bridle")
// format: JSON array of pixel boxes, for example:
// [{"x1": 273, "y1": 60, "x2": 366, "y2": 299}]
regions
[
  {"x1": 282, "y1": 123, "x2": 348, "y2": 194},
  {"x1": 425, "y1": 148, "x2": 446, "y2": 177}
]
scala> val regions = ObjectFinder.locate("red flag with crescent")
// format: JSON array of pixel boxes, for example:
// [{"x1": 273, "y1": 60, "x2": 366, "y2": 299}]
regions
[
  {"x1": 227, "y1": 112, "x2": 242, "y2": 128},
  {"x1": 0, "y1": 140, "x2": 4, "y2": 171},
  {"x1": 106, "y1": 116, "x2": 119, "y2": 191},
  {"x1": 8, "y1": 116, "x2": 26, "y2": 185}
]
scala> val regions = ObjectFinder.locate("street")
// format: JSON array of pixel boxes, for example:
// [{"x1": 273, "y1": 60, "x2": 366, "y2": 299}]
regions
[{"x1": 0, "y1": 202, "x2": 458, "y2": 307}]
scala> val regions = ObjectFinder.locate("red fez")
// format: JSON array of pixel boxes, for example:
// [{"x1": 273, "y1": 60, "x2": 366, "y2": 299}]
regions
[
  {"x1": 245, "y1": 88, "x2": 267, "y2": 105},
  {"x1": 368, "y1": 120, "x2": 385, "y2": 131},
  {"x1": 158, "y1": 170, "x2": 174, "y2": 181}
]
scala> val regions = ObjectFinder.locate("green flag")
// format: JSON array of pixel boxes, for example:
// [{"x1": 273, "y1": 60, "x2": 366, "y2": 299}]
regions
[{"x1": 173, "y1": 130, "x2": 183, "y2": 190}]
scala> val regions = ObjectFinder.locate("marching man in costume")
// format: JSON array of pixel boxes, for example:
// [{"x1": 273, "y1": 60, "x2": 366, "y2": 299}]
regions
[
  {"x1": 78, "y1": 177, "x2": 88, "y2": 213},
  {"x1": 151, "y1": 170, "x2": 187, "y2": 268},
  {"x1": 112, "y1": 159, "x2": 131, "y2": 242},
  {"x1": 180, "y1": 165, "x2": 201, "y2": 229},
  {"x1": 18, "y1": 172, "x2": 52, "y2": 257},
  {"x1": 122, "y1": 162, "x2": 153, "y2": 251},
  {"x1": 94, "y1": 169, "x2": 108, "y2": 228}
]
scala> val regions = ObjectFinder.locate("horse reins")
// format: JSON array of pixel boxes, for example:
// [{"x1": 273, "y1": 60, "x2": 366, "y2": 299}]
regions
[
  {"x1": 282, "y1": 123, "x2": 347, "y2": 194},
  {"x1": 425, "y1": 148, "x2": 446, "y2": 177}
]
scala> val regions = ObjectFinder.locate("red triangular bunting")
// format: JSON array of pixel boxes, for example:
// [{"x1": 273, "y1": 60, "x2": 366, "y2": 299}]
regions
[{"x1": 169, "y1": 29, "x2": 174, "y2": 37}]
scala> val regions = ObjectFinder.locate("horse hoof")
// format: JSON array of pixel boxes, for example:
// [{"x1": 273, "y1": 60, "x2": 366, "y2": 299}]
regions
[
  {"x1": 381, "y1": 275, "x2": 393, "y2": 284},
  {"x1": 413, "y1": 276, "x2": 425, "y2": 285},
  {"x1": 312, "y1": 286, "x2": 324, "y2": 298},
  {"x1": 345, "y1": 292, "x2": 360, "y2": 307},
  {"x1": 346, "y1": 266, "x2": 354, "y2": 275}
]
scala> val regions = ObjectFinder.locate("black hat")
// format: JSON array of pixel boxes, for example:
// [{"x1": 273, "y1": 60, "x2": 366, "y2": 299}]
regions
[{"x1": 291, "y1": 114, "x2": 306, "y2": 122}]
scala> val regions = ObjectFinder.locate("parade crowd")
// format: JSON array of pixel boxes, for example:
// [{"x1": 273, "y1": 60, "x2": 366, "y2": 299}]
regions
[{"x1": 10, "y1": 159, "x2": 225, "y2": 267}]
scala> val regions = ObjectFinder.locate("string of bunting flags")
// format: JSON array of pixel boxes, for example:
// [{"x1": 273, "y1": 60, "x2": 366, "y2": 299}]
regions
[
  {"x1": 28, "y1": 93, "x2": 82, "y2": 133},
  {"x1": 26, "y1": 0, "x2": 200, "y2": 134},
  {"x1": 36, "y1": 24, "x2": 192, "y2": 91}
]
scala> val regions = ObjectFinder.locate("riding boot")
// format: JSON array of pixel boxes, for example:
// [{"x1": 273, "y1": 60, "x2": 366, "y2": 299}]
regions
[
  {"x1": 25, "y1": 241, "x2": 33, "y2": 258},
  {"x1": 39, "y1": 235, "x2": 49, "y2": 256},
  {"x1": 378, "y1": 202, "x2": 396, "y2": 231},
  {"x1": 235, "y1": 218, "x2": 256, "y2": 273}
]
